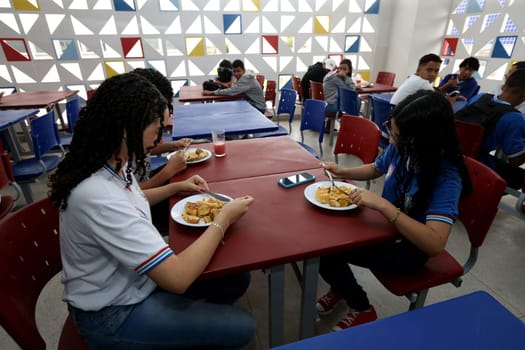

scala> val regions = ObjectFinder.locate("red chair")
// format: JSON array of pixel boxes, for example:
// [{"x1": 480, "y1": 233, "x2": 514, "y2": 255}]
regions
[
  {"x1": 375, "y1": 71, "x2": 396, "y2": 86},
  {"x1": 371, "y1": 157, "x2": 507, "y2": 310},
  {"x1": 333, "y1": 115, "x2": 381, "y2": 189},
  {"x1": 291, "y1": 76, "x2": 304, "y2": 109},
  {"x1": 0, "y1": 198, "x2": 91, "y2": 350},
  {"x1": 264, "y1": 80, "x2": 277, "y2": 118},
  {"x1": 309, "y1": 81, "x2": 324, "y2": 100},
  {"x1": 256, "y1": 74, "x2": 265, "y2": 88},
  {"x1": 0, "y1": 150, "x2": 14, "y2": 219},
  {"x1": 454, "y1": 120, "x2": 485, "y2": 159}
]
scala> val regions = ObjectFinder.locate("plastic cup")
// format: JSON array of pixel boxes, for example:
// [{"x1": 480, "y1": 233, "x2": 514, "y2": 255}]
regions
[{"x1": 212, "y1": 129, "x2": 226, "y2": 157}]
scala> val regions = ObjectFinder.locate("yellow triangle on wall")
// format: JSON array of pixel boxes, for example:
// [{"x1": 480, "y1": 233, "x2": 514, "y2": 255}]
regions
[
  {"x1": 314, "y1": 16, "x2": 330, "y2": 34},
  {"x1": 13, "y1": 0, "x2": 40, "y2": 11}
]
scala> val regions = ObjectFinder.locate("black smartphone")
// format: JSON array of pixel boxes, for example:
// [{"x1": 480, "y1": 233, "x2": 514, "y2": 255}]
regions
[{"x1": 278, "y1": 172, "x2": 316, "y2": 188}]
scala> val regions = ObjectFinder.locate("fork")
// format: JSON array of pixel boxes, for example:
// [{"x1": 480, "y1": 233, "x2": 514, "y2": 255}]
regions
[{"x1": 323, "y1": 168, "x2": 350, "y2": 196}]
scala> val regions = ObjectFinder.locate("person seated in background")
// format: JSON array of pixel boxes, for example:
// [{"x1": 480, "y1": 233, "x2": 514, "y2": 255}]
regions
[
  {"x1": 48, "y1": 72, "x2": 255, "y2": 350},
  {"x1": 493, "y1": 61, "x2": 525, "y2": 114},
  {"x1": 390, "y1": 53, "x2": 442, "y2": 105},
  {"x1": 130, "y1": 68, "x2": 192, "y2": 189},
  {"x1": 215, "y1": 59, "x2": 235, "y2": 88},
  {"x1": 316, "y1": 90, "x2": 471, "y2": 331},
  {"x1": 455, "y1": 69, "x2": 525, "y2": 202},
  {"x1": 322, "y1": 58, "x2": 355, "y2": 115},
  {"x1": 301, "y1": 58, "x2": 336, "y2": 100},
  {"x1": 202, "y1": 59, "x2": 266, "y2": 113},
  {"x1": 438, "y1": 56, "x2": 480, "y2": 101}
]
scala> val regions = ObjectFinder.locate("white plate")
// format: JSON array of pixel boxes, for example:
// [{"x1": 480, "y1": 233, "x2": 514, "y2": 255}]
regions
[
  {"x1": 170, "y1": 193, "x2": 232, "y2": 227},
  {"x1": 167, "y1": 148, "x2": 212, "y2": 164},
  {"x1": 304, "y1": 181, "x2": 358, "y2": 211}
]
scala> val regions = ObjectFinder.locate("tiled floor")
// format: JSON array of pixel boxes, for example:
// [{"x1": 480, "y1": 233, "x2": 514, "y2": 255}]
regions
[{"x1": 1, "y1": 117, "x2": 524, "y2": 350}]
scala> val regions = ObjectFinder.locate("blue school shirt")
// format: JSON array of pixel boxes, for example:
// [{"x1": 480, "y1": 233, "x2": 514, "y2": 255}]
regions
[{"x1": 374, "y1": 145, "x2": 462, "y2": 225}]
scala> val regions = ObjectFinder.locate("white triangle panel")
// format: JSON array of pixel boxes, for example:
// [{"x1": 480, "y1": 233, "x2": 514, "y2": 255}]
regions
[
  {"x1": 45, "y1": 14, "x2": 65, "y2": 35},
  {"x1": 245, "y1": 17, "x2": 260, "y2": 33},
  {"x1": 41, "y1": 65, "x2": 60, "y2": 83},
  {"x1": 203, "y1": 16, "x2": 222, "y2": 34},
  {"x1": 71, "y1": 16, "x2": 94, "y2": 35},
  {"x1": 185, "y1": 16, "x2": 203, "y2": 34},
  {"x1": 12, "y1": 66, "x2": 36, "y2": 84},
  {"x1": 87, "y1": 63, "x2": 106, "y2": 81},
  {"x1": 261, "y1": 16, "x2": 278, "y2": 33},
  {"x1": 140, "y1": 16, "x2": 160, "y2": 34},
  {"x1": 122, "y1": 16, "x2": 139, "y2": 35},
  {"x1": 19, "y1": 14, "x2": 39, "y2": 34},
  {"x1": 61, "y1": 63, "x2": 83, "y2": 80},
  {"x1": 165, "y1": 17, "x2": 182, "y2": 35},
  {"x1": 100, "y1": 16, "x2": 117, "y2": 35}
]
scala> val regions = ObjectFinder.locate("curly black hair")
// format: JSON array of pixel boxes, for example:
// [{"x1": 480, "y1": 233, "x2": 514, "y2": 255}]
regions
[
  {"x1": 48, "y1": 72, "x2": 167, "y2": 210},
  {"x1": 131, "y1": 68, "x2": 173, "y2": 113},
  {"x1": 390, "y1": 90, "x2": 472, "y2": 216}
]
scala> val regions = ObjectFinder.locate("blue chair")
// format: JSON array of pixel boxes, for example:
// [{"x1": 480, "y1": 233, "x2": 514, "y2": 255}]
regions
[
  {"x1": 12, "y1": 110, "x2": 65, "y2": 203},
  {"x1": 299, "y1": 99, "x2": 326, "y2": 159},
  {"x1": 369, "y1": 93, "x2": 395, "y2": 149},
  {"x1": 148, "y1": 155, "x2": 168, "y2": 174},
  {"x1": 59, "y1": 97, "x2": 81, "y2": 147},
  {"x1": 254, "y1": 88, "x2": 297, "y2": 138},
  {"x1": 328, "y1": 87, "x2": 361, "y2": 146}
]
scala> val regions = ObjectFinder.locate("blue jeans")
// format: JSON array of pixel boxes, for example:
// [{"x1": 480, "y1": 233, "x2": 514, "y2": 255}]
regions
[
  {"x1": 325, "y1": 103, "x2": 338, "y2": 114},
  {"x1": 70, "y1": 273, "x2": 255, "y2": 350}
]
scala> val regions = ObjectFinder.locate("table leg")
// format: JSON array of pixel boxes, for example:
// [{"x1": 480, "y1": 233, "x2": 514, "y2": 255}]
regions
[
  {"x1": 299, "y1": 257, "x2": 319, "y2": 339},
  {"x1": 52, "y1": 102, "x2": 68, "y2": 131},
  {"x1": 268, "y1": 264, "x2": 285, "y2": 347}
]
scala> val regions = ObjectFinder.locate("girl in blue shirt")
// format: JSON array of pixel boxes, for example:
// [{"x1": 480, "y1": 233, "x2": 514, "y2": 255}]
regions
[{"x1": 317, "y1": 90, "x2": 472, "y2": 331}]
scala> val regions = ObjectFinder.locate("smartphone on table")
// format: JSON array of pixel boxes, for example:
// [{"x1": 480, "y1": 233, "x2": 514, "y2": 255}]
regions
[{"x1": 278, "y1": 172, "x2": 316, "y2": 188}]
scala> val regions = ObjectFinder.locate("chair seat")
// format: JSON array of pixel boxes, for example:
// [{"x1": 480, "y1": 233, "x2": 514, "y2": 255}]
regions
[
  {"x1": 371, "y1": 249, "x2": 464, "y2": 296},
  {"x1": 12, "y1": 155, "x2": 61, "y2": 182},
  {"x1": 0, "y1": 195, "x2": 14, "y2": 219},
  {"x1": 297, "y1": 141, "x2": 319, "y2": 159},
  {"x1": 59, "y1": 132, "x2": 73, "y2": 148},
  {"x1": 253, "y1": 125, "x2": 289, "y2": 138}
]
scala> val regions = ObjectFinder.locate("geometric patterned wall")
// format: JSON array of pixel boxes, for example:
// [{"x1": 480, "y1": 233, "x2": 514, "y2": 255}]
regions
[
  {"x1": 0, "y1": 0, "x2": 381, "y2": 100},
  {"x1": 439, "y1": 0, "x2": 525, "y2": 91}
]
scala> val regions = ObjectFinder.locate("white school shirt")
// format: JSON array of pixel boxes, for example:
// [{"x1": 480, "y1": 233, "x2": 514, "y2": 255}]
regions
[
  {"x1": 60, "y1": 164, "x2": 173, "y2": 311},
  {"x1": 390, "y1": 74, "x2": 434, "y2": 106}
]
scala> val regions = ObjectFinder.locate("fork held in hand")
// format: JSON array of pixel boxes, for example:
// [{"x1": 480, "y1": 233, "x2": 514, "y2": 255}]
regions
[{"x1": 323, "y1": 168, "x2": 350, "y2": 196}]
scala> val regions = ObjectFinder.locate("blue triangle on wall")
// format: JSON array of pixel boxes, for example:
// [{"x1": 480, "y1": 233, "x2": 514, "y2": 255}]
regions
[
  {"x1": 491, "y1": 36, "x2": 516, "y2": 58},
  {"x1": 59, "y1": 40, "x2": 79, "y2": 60},
  {"x1": 466, "y1": 0, "x2": 482, "y2": 13},
  {"x1": 365, "y1": 0, "x2": 380, "y2": 14},
  {"x1": 114, "y1": 0, "x2": 135, "y2": 11}
]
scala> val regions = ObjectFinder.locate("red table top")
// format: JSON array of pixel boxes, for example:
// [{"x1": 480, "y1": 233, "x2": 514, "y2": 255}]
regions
[
  {"x1": 169, "y1": 168, "x2": 398, "y2": 278},
  {"x1": 178, "y1": 85, "x2": 245, "y2": 103},
  {"x1": 170, "y1": 136, "x2": 321, "y2": 184},
  {"x1": 0, "y1": 90, "x2": 79, "y2": 109},
  {"x1": 356, "y1": 83, "x2": 397, "y2": 94}
]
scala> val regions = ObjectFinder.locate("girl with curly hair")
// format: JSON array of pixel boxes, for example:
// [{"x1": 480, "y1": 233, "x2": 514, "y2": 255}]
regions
[
  {"x1": 49, "y1": 73, "x2": 255, "y2": 349},
  {"x1": 316, "y1": 90, "x2": 472, "y2": 331}
]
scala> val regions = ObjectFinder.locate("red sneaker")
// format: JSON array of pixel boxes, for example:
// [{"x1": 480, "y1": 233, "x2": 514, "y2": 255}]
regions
[
  {"x1": 332, "y1": 306, "x2": 378, "y2": 331},
  {"x1": 316, "y1": 290, "x2": 344, "y2": 315}
]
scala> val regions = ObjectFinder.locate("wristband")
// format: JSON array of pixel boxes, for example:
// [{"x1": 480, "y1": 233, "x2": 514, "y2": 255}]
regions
[
  {"x1": 389, "y1": 208, "x2": 401, "y2": 224},
  {"x1": 210, "y1": 222, "x2": 225, "y2": 244}
]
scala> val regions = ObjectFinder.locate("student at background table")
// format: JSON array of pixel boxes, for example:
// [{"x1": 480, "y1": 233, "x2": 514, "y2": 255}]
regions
[
  {"x1": 322, "y1": 58, "x2": 355, "y2": 114},
  {"x1": 215, "y1": 59, "x2": 235, "y2": 88},
  {"x1": 493, "y1": 61, "x2": 525, "y2": 114},
  {"x1": 301, "y1": 58, "x2": 335, "y2": 100},
  {"x1": 203, "y1": 59, "x2": 266, "y2": 113},
  {"x1": 317, "y1": 90, "x2": 471, "y2": 331},
  {"x1": 438, "y1": 56, "x2": 480, "y2": 101},
  {"x1": 390, "y1": 54, "x2": 442, "y2": 105},
  {"x1": 48, "y1": 73, "x2": 255, "y2": 350}
]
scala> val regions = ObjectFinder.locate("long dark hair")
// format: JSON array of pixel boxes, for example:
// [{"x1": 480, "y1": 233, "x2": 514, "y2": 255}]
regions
[
  {"x1": 391, "y1": 90, "x2": 471, "y2": 216},
  {"x1": 49, "y1": 73, "x2": 167, "y2": 210}
]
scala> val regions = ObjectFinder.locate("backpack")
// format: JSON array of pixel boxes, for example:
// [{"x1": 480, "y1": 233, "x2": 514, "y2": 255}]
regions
[{"x1": 454, "y1": 93, "x2": 517, "y2": 133}]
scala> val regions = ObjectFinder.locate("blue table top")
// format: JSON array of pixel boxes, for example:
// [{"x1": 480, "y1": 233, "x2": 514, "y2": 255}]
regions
[
  {"x1": 171, "y1": 100, "x2": 278, "y2": 139},
  {"x1": 272, "y1": 291, "x2": 525, "y2": 350},
  {"x1": 0, "y1": 109, "x2": 38, "y2": 130}
]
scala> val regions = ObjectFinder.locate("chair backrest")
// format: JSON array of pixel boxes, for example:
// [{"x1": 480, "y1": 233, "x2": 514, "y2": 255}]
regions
[
  {"x1": 459, "y1": 157, "x2": 507, "y2": 251},
  {"x1": 309, "y1": 81, "x2": 324, "y2": 100},
  {"x1": 0, "y1": 150, "x2": 10, "y2": 190},
  {"x1": 256, "y1": 74, "x2": 265, "y2": 88},
  {"x1": 369, "y1": 94, "x2": 395, "y2": 148},
  {"x1": 0, "y1": 198, "x2": 61, "y2": 349},
  {"x1": 277, "y1": 88, "x2": 297, "y2": 116},
  {"x1": 86, "y1": 89, "x2": 96, "y2": 100},
  {"x1": 454, "y1": 120, "x2": 485, "y2": 159},
  {"x1": 30, "y1": 110, "x2": 61, "y2": 159},
  {"x1": 265, "y1": 80, "x2": 277, "y2": 107},
  {"x1": 337, "y1": 87, "x2": 360, "y2": 115},
  {"x1": 66, "y1": 97, "x2": 81, "y2": 134},
  {"x1": 291, "y1": 76, "x2": 303, "y2": 101},
  {"x1": 334, "y1": 115, "x2": 381, "y2": 164},
  {"x1": 300, "y1": 99, "x2": 326, "y2": 145},
  {"x1": 375, "y1": 71, "x2": 396, "y2": 86}
]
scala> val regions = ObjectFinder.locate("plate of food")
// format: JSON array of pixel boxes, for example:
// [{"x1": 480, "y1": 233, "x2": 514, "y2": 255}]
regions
[
  {"x1": 167, "y1": 148, "x2": 212, "y2": 164},
  {"x1": 170, "y1": 193, "x2": 232, "y2": 227},
  {"x1": 304, "y1": 181, "x2": 358, "y2": 211}
]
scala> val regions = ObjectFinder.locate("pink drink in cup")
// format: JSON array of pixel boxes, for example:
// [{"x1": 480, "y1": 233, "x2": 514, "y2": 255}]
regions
[{"x1": 212, "y1": 129, "x2": 226, "y2": 157}]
